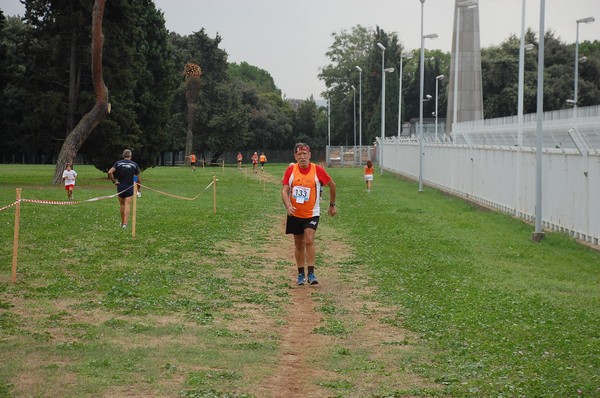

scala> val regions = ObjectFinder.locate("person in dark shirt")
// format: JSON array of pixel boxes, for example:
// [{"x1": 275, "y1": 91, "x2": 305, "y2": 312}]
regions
[{"x1": 108, "y1": 149, "x2": 140, "y2": 228}]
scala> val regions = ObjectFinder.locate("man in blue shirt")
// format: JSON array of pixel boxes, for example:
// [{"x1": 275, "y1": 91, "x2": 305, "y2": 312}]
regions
[{"x1": 108, "y1": 149, "x2": 140, "y2": 228}]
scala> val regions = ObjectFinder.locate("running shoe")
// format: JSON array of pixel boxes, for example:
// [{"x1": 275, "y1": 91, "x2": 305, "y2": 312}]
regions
[
  {"x1": 297, "y1": 273, "x2": 306, "y2": 286},
  {"x1": 308, "y1": 272, "x2": 319, "y2": 285}
]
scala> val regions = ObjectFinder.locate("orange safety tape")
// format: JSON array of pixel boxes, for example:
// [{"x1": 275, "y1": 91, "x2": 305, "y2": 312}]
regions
[
  {"x1": 138, "y1": 180, "x2": 214, "y2": 201},
  {"x1": 18, "y1": 184, "x2": 133, "y2": 206},
  {"x1": 21, "y1": 199, "x2": 80, "y2": 205},
  {"x1": 0, "y1": 201, "x2": 19, "y2": 212}
]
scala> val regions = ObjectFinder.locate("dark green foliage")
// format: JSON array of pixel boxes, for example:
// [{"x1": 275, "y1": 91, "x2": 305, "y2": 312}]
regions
[
  {"x1": 320, "y1": 25, "x2": 449, "y2": 146},
  {"x1": 2, "y1": 4, "x2": 600, "y2": 174},
  {"x1": 228, "y1": 61, "x2": 280, "y2": 95},
  {"x1": 83, "y1": 0, "x2": 178, "y2": 171}
]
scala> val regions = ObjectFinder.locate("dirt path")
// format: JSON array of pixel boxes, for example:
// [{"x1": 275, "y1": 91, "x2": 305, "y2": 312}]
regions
[
  {"x1": 244, "y1": 215, "x2": 437, "y2": 398},
  {"x1": 245, "y1": 217, "x2": 332, "y2": 398},
  {"x1": 265, "y1": 280, "x2": 326, "y2": 397}
]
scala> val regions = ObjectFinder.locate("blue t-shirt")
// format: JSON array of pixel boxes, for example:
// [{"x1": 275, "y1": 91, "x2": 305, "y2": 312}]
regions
[{"x1": 112, "y1": 159, "x2": 140, "y2": 196}]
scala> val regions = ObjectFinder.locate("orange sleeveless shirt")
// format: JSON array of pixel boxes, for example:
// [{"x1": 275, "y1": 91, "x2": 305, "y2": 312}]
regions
[{"x1": 286, "y1": 163, "x2": 321, "y2": 218}]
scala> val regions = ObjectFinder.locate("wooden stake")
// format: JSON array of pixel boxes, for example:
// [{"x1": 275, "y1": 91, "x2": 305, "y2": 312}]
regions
[
  {"x1": 11, "y1": 188, "x2": 21, "y2": 283},
  {"x1": 213, "y1": 175, "x2": 217, "y2": 214},
  {"x1": 132, "y1": 183, "x2": 137, "y2": 239}
]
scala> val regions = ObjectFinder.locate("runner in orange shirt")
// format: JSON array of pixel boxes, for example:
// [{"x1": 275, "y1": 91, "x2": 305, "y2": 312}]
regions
[
  {"x1": 281, "y1": 143, "x2": 337, "y2": 286},
  {"x1": 364, "y1": 160, "x2": 374, "y2": 192},
  {"x1": 259, "y1": 152, "x2": 267, "y2": 172},
  {"x1": 237, "y1": 152, "x2": 243, "y2": 170},
  {"x1": 189, "y1": 152, "x2": 197, "y2": 172},
  {"x1": 251, "y1": 152, "x2": 259, "y2": 174}
]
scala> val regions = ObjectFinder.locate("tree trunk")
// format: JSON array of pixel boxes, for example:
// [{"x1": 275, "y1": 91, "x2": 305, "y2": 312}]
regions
[
  {"x1": 66, "y1": 26, "x2": 78, "y2": 134},
  {"x1": 53, "y1": 0, "x2": 109, "y2": 184},
  {"x1": 185, "y1": 103, "x2": 196, "y2": 164},
  {"x1": 183, "y1": 63, "x2": 201, "y2": 166}
]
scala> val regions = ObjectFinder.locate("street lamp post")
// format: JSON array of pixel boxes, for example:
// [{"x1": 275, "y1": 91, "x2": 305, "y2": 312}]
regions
[
  {"x1": 452, "y1": 0, "x2": 479, "y2": 138},
  {"x1": 377, "y1": 43, "x2": 394, "y2": 175},
  {"x1": 327, "y1": 95, "x2": 331, "y2": 148},
  {"x1": 355, "y1": 66, "x2": 363, "y2": 166},
  {"x1": 379, "y1": 66, "x2": 395, "y2": 175},
  {"x1": 533, "y1": 0, "x2": 546, "y2": 242},
  {"x1": 517, "y1": 0, "x2": 527, "y2": 147},
  {"x1": 351, "y1": 85, "x2": 356, "y2": 164},
  {"x1": 435, "y1": 74, "x2": 444, "y2": 143},
  {"x1": 572, "y1": 16, "x2": 595, "y2": 115},
  {"x1": 418, "y1": 1, "x2": 437, "y2": 191},
  {"x1": 377, "y1": 43, "x2": 385, "y2": 174},
  {"x1": 398, "y1": 52, "x2": 413, "y2": 137}
]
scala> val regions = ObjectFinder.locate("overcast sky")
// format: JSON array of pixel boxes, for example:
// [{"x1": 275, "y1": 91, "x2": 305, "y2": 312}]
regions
[{"x1": 2, "y1": 0, "x2": 599, "y2": 101}]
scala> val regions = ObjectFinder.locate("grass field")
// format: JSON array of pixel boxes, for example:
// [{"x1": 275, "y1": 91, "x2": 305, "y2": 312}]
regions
[{"x1": 0, "y1": 164, "x2": 599, "y2": 397}]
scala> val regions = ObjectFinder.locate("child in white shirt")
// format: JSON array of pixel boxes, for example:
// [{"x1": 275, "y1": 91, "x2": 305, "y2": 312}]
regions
[{"x1": 62, "y1": 163, "x2": 77, "y2": 200}]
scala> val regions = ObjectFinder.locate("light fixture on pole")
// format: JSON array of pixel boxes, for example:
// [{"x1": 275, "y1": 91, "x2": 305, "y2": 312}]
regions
[
  {"x1": 418, "y1": 0, "x2": 438, "y2": 192},
  {"x1": 435, "y1": 74, "x2": 444, "y2": 143},
  {"x1": 398, "y1": 52, "x2": 413, "y2": 137},
  {"x1": 355, "y1": 66, "x2": 363, "y2": 166},
  {"x1": 451, "y1": 0, "x2": 479, "y2": 138},
  {"x1": 351, "y1": 85, "x2": 356, "y2": 164},
  {"x1": 570, "y1": 16, "x2": 595, "y2": 115}
]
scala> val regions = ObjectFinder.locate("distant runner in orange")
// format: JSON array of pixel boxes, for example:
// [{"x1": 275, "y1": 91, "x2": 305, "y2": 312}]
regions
[
  {"x1": 251, "y1": 152, "x2": 259, "y2": 173},
  {"x1": 189, "y1": 152, "x2": 197, "y2": 172},
  {"x1": 364, "y1": 160, "x2": 374, "y2": 192},
  {"x1": 259, "y1": 152, "x2": 267, "y2": 172},
  {"x1": 237, "y1": 152, "x2": 243, "y2": 170}
]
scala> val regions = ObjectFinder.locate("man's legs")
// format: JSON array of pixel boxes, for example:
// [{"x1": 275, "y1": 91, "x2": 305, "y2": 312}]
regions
[
  {"x1": 294, "y1": 228, "x2": 318, "y2": 285},
  {"x1": 118, "y1": 196, "x2": 132, "y2": 226}
]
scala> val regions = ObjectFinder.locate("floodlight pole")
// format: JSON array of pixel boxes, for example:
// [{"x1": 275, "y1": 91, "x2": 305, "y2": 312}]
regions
[
  {"x1": 356, "y1": 66, "x2": 363, "y2": 166},
  {"x1": 378, "y1": 42, "x2": 386, "y2": 175},
  {"x1": 398, "y1": 52, "x2": 412, "y2": 136},
  {"x1": 533, "y1": 0, "x2": 545, "y2": 242},
  {"x1": 352, "y1": 85, "x2": 356, "y2": 164},
  {"x1": 435, "y1": 75, "x2": 444, "y2": 142},
  {"x1": 418, "y1": 0, "x2": 437, "y2": 191}
]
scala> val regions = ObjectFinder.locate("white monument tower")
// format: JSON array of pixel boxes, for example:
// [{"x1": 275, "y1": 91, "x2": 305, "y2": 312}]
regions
[{"x1": 446, "y1": 0, "x2": 484, "y2": 137}]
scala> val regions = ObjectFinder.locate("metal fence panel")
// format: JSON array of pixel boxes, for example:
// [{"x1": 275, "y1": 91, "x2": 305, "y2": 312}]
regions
[{"x1": 380, "y1": 115, "x2": 600, "y2": 246}]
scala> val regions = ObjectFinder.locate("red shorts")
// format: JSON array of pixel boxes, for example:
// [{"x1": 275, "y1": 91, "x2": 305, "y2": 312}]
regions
[{"x1": 65, "y1": 184, "x2": 74, "y2": 191}]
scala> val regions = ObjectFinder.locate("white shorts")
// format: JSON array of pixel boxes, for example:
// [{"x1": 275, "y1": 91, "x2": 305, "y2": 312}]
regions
[{"x1": 364, "y1": 175, "x2": 373, "y2": 181}]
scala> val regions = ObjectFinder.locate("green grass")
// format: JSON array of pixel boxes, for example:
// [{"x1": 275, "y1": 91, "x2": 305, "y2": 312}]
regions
[
  {"x1": 329, "y1": 169, "x2": 600, "y2": 397},
  {"x1": 1, "y1": 164, "x2": 600, "y2": 397}
]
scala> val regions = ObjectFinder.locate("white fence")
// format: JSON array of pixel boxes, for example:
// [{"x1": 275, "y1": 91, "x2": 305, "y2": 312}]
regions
[{"x1": 379, "y1": 106, "x2": 600, "y2": 246}]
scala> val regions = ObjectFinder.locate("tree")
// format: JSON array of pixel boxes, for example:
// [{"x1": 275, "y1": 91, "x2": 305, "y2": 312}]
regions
[
  {"x1": 184, "y1": 62, "x2": 201, "y2": 163},
  {"x1": 82, "y1": 0, "x2": 178, "y2": 171},
  {"x1": 319, "y1": 25, "x2": 374, "y2": 146},
  {"x1": 229, "y1": 61, "x2": 280, "y2": 95},
  {"x1": 52, "y1": 0, "x2": 109, "y2": 183},
  {"x1": 0, "y1": 14, "x2": 30, "y2": 163},
  {"x1": 293, "y1": 96, "x2": 318, "y2": 145}
]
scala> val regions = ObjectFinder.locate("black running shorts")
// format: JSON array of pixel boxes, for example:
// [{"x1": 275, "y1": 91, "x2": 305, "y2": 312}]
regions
[{"x1": 285, "y1": 215, "x2": 320, "y2": 235}]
